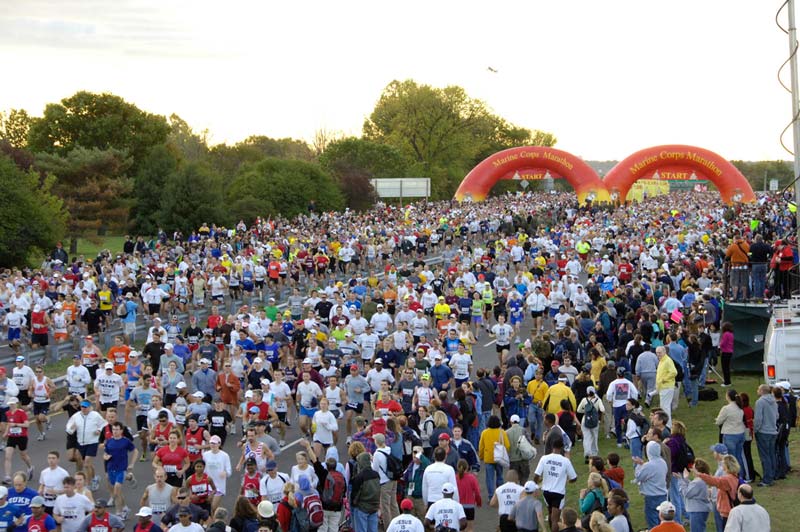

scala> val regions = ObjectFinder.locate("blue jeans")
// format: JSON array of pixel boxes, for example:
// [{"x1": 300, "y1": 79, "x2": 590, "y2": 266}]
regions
[
  {"x1": 527, "y1": 403, "x2": 544, "y2": 441},
  {"x1": 687, "y1": 377, "x2": 699, "y2": 407},
  {"x1": 629, "y1": 435, "x2": 643, "y2": 460},
  {"x1": 352, "y1": 508, "x2": 378, "y2": 532},
  {"x1": 644, "y1": 494, "x2": 667, "y2": 528},
  {"x1": 478, "y1": 411, "x2": 491, "y2": 435},
  {"x1": 751, "y1": 263, "x2": 767, "y2": 299},
  {"x1": 613, "y1": 405, "x2": 627, "y2": 444},
  {"x1": 723, "y1": 432, "x2": 746, "y2": 477},
  {"x1": 713, "y1": 507, "x2": 726, "y2": 532},
  {"x1": 485, "y1": 462, "x2": 504, "y2": 498},
  {"x1": 755, "y1": 432, "x2": 777, "y2": 484},
  {"x1": 688, "y1": 511, "x2": 709, "y2": 532},
  {"x1": 467, "y1": 424, "x2": 479, "y2": 450},
  {"x1": 668, "y1": 474, "x2": 685, "y2": 523}
]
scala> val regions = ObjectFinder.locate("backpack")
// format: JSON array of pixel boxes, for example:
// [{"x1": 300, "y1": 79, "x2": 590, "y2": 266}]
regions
[
  {"x1": 583, "y1": 398, "x2": 599, "y2": 429},
  {"x1": 725, "y1": 476, "x2": 746, "y2": 508},
  {"x1": 600, "y1": 473, "x2": 621, "y2": 490},
  {"x1": 629, "y1": 412, "x2": 650, "y2": 436},
  {"x1": 673, "y1": 439, "x2": 695, "y2": 472},
  {"x1": 302, "y1": 493, "x2": 324, "y2": 529},
  {"x1": 116, "y1": 301, "x2": 128, "y2": 319},
  {"x1": 321, "y1": 471, "x2": 346, "y2": 510},
  {"x1": 283, "y1": 501, "x2": 310, "y2": 532},
  {"x1": 461, "y1": 397, "x2": 477, "y2": 428},
  {"x1": 378, "y1": 449, "x2": 403, "y2": 481},
  {"x1": 517, "y1": 434, "x2": 537, "y2": 461}
]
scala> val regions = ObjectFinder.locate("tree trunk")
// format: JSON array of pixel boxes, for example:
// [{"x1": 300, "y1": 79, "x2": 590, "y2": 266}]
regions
[{"x1": 69, "y1": 237, "x2": 78, "y2": 256}]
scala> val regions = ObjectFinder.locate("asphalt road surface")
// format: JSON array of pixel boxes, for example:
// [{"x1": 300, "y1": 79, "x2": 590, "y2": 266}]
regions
[{"x1": 17, "y1": 324, "x2": 549, "y2": 532}]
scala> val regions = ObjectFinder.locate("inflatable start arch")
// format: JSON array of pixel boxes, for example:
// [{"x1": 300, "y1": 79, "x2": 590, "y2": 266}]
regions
[
  {"x1": 453, "y1": 146, "x2": 609, "y2": 204},
  {"x1": 454, "y1": 144, "x2": 756, "y2": 204}
]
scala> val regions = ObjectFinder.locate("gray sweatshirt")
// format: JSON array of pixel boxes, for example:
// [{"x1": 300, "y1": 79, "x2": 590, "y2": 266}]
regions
[
  {"x1": 753, "y1": 393, "x2": 779, "y2": 435},
  {"x1": 679, "y1": 476, "x2": 713, "y2": 513},
  {"x1": 634, "y1": 441, "x2": 668, "y2": 497}
]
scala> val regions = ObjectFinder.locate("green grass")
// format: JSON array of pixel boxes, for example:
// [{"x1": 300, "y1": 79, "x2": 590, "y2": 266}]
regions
[
  {"x1": 73, "y1": 235, "x2": 127, "y2": 259},
  {"x1": 561, "y1": 372, "x2": 798, "y2": 531}
]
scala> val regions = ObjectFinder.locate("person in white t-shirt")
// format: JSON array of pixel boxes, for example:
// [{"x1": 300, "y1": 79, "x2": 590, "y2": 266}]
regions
[
  {"x1": 53, "y1": 476, "x2": 93, "y2": 532},
  {"x1": 448, "y1": 344, "x2": 472, "y2": 386},
  {"x1": 310, "y1": 398, "x2": 338, "y2": 456},
  {"x1": 489, "y1": 469, "x2": 522, "y2": 530},
  {"x1": 39, "y1": 451, "x2": 70, "y2": 512},
  {"x1": 387, "y1": 498, "x2": 425, "y2": 532},
  {"x1": 258, "y1": 461, "x2": 290, "y2": 504},
  {"x1": 533, "y1": 438, "x2": 577, "y2": 532},
  {"x1": 424, "y1": 483, "x2": 466, "y2": 532},
  {"x1": 201, "y1": 435, "x2": 231, "y2": 512},
  {"x1": 296, "y1": 372, "x2": 322, "y2": 438}
]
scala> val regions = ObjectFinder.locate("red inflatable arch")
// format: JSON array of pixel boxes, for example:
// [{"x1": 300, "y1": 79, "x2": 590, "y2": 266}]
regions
[
  {"x1": 603, "y1": 145, "x2": 756, "y2": 204},
  {"x1": 454, "y1": 146, "x2": 608, "y2": 204}
]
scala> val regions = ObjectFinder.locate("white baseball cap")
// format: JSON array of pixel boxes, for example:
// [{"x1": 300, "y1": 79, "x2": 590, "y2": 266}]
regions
[
  {"x1": 104, "y1": 362, "x2": 114, "y2": 370},
  {"x1": 136, "y1": 507, "x2": 153, "y2": 517},
  {"x1": 510, "y1": 414, "x2": 521, "y2": 424},
  {"x1": 442, "y1": 482, "x2": 455, "y2": 494},
  {"x1": 164, "y1": 343, "x2": 174, "y2": 350},
  {"x1": 176, "y1": 382, "x2": 187, "y2": 389},
  {"x1": 192, "y1": 391, "x2": 205, "y2": 398}
]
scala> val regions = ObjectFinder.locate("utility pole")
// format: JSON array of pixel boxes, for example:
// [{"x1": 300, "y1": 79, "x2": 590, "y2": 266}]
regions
[{"x1": 787, "y1": 0, "x2": 800, "y2": 240}]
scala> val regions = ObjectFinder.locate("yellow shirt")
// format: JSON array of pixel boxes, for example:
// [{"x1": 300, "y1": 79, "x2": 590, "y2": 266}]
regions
[
  {"x1": 478, "y1": 427, "x2": 510, "y2": 463},
  {"x1": 434, "y1": 303, "x2": 451, "y2": 320},
  {"x1": 656, "y1": 355, "x2": 677, "y2": 391},
  {"x1": 526, "y1": 379, "x2": 549, "y2": 405},
  {"x1": 590, "y1": 357, "x2": 607, "y2": 386},
  {"x1": 97, "y1": 290, "x2": 113, "y2": 311},
  {"x1": 542, "y1": 382, "x2": 577, "y2": 414}
]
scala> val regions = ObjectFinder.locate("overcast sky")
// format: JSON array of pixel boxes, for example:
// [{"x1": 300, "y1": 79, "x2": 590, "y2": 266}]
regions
[{"x1": 0, "y1": 0, "x2": 794, "y2": 160}]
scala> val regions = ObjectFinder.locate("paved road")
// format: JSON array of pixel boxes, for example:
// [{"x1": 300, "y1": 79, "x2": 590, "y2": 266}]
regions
[{"x1": 15, "y1": 322, "x2": 547, "y2": 532}]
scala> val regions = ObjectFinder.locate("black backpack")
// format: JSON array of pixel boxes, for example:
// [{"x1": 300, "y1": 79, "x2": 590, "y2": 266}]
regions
[
  {"x1": 629, "y1": 411, "x2": 650, "y2": 436},
  {"x1": 378, "y1": 449, "x2": 403, "y2": 481},
  {"x1": 583, "y1": 398, "x2": 599, "y2": 429},
  {"x1": 673, "y1": 438, "x2": 695, "y2": 471}
]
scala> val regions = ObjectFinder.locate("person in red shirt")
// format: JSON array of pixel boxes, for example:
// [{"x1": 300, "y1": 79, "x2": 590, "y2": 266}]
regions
[
  {"x1": 373, "y1": 381, "x2": 403, "y2": 416},
  {"x1": 183, "y1": 415, "x2": 209, "y2": 465},
  {"x1": 3, "y1": 396, "x2": 32, "y2": 481},
  {"x1": 153, "y1": 431, "x2": 189, "y2": 487},
  {"x1": 184, "y1": 459, "x2": 216, "y2": 513},
  {"x1": 240, "y1": 457, "x2": 262, "y2": 506},
  {"x1": 245, "y1": 390, "x2": 276, "y2": 425},
  {"x1": 150, "y1": 412, "x2": 175, "y2": 450},
  {"x1": 617, "y1": 258, "x2": 634, "y2": 284}
]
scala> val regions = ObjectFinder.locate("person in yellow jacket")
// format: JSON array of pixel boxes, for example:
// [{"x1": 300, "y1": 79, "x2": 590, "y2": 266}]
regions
[
  {"x1": 655, "y1": 345, "x2": 677, "y2": 427},
  {"x1": 478, "y1": 415, "x2": 510, "y2": 497},
  {"x1": 542, "y1": 375, "x2": 576, "y2": 415},
  {"x1": 527, "y1": 370, "x2": 549, "y2": 443}
]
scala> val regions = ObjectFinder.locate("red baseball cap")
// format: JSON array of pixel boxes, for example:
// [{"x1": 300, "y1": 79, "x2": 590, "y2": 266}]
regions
[
  {"x1": 400, "y1": 499, "x2": 414, "y2": 511},
  {"x1": 438, "y1": 433, "x2": 451, "y2": 441}
]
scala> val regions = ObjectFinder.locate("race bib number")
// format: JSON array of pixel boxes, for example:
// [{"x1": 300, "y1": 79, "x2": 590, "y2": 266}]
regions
[
  {"x1": 151, "y1": 504, "x2": 166, "y2": 513},
  {"x1": 90, "y1": 526, "x2": 108, "y2": 532},
  {"x1": 191, "y1": 483, "x2": 207, "y2": 494},
  {"x1": 188, "y1": 446, "x2": 198, "y2": 454},
  {"x1": 164, "y1": 465, "x2": 178, "y2": 473},
  {"x1": 245, "y1": 489, "x2": 258, "y2": 498},
  {"x1": 8, "y1": 427, "x2": 21, "y2": 436}
]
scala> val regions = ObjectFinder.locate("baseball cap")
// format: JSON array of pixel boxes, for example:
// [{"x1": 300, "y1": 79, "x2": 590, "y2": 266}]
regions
[
  {"x1": 710, "y1": 443, "x2": 729, "y2": 455},
  {"x1": 776, "y1": 381, "x2": 791, "y2": 391},
  {"x1": 345, "y1": 332, "x2": 353, "y2": 337},
  {"x1": 177, "y1": 507, "x2": 191, "y2": 516},
  {"x1": 617, "y1": 366, "x2": 626, "y2": 376},
  {"x1": 245, "y1": 390, "x2": 254, "y2": 398},
  {"x1": 136, "y1": 507, "x2": 153, "y2": 517},
  {"x1": 583, "y1": 363, "x2": 592, "y2": 373},
  {"x1": 209, "y1": 435, "x2": 222, "y2": 445},
  {"x1": 253, "y1": 357, "x2": 263, "y2": 364},
  {"x1": 80, "y1": 400, "x2": 91, "y2": 408},
  {"x1": 6, "y1": 397, "x2": 18, "y2": 405},
  {"x1": 434, "y1": 354, "x2": 443, "y2": 360},
  {"x1": 192, "y1": 391, "x2": 205, "y2": 398},
  {"x1": 14, "y1": 356, "x2": 24, "y2": 362},
  {"x1": 94, "y1": 498, "x2": 110, "y2": 508},
  {"x1": 374, "y1": 359, "x2": 383, "y2": 364},
  {"x1": 587, "y1": 386, "x2": 596, "y2": 395},
  {"x1": 656, "y1": 501, "x2": 676, "y2": 514},
  {"x1": 200, "y1": 358, "x2": 210, "y2": 365},
  {"x1": 438, "y1": 433, "x2": 451, "y2": 441},
  {"x1": 510, "y1": 414, "x2": 521, "y2": 424},
  {"x1": 265, "y1": 460, "x2": 277, "y2": 471},
  {"x1": 400, "y1": 498, "x2": 414, "y2": 511},
  {"x1": 72, "y1": 354, "x2": 81, "y2": 359},
  {"x1": 441, "y1": 482, "x2": 455, "y2": 494},
  {"x1": 350, "y1": 364, "x2": 359, "y2": 371},
  {"x1": 551, "y1": 360, "x2": 560, "y2": 368},
  {"x1": 164, "y1": 343, "x2": 174, "y2": 350},
  {"x1": 176, "y1": 382, "x2": 187, "y2": 389},
  {"x1": 30, "y1": 496, "x2": 45, "y2": 507},
  {"x1": 302, "y1": 358, "x2": 313, "y2": 364},
  {"x1": 523, "y1": 481, "x2": 539, "y2": 493},
  {"x1": 0, "y1": 486, "x2": 7, "y2": 499},
  {"x1": 104, "y1": 362, "x2": 113, "y2": 370}
]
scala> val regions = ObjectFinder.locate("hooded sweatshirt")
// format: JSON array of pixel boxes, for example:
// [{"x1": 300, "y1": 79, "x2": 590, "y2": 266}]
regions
[
  {"x1": 351, "y1": 452, "x2": 380, "y2": 513},
  {"x1": 753, "y1": 393, "x2": 778, "y2": 435},
  {"x1": 634, "y1": 441, "x2": 668, "y2": 497}
]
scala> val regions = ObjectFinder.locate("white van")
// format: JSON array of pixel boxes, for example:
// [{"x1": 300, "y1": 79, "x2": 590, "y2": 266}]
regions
[{"x1": 763, "y1": 299, "x2": 800, "y2": 390}]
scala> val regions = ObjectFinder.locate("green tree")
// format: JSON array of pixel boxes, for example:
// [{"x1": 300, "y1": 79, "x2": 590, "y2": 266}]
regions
[
  {"x1": 0, "y1": 109, "x2": 32, "y2": 148},
  {"x1": 34, "y1": 147, "x2": 132, "y2": 253},
  {"x1": 363, "y1": 79, "x2": 552, "y2": 198},
  {"x1": 731, "y1": 160, "x2": 793, "y2": 191},
  {"x1": 228, "y1": 158, "x2": 344, "y2": 221},
  {"x1": 238, "y1": 136, "x2": 315, "y2": 161},
  {"x1": 27, "y1": 91, "x2": 169, "y2": 172},
  {"x1": 319, "y1": 137, "x2": 409, "y2": 210},
  {"x1": 167, "y1": 114, "x2": 209, "y2": 163},
  {"x1": 130, "y1": 145, "x2": 179, "y2": 235},
  {"x1": 0, "y1": 155, "x2": 66, "y2": 266},
  {"x1": 159, "y1": 162, "x2": 226, "y2": 235}
]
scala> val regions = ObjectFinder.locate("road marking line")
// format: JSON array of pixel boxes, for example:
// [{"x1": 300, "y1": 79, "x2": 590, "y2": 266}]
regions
[{"x1": 483, "y1": 339, "x2": 496, "y2": 347}]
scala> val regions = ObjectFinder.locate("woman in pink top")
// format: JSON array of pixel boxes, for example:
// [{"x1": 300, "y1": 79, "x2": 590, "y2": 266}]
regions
[
  {"x1": 456, "y1": 458, "x2": 482, "y2": 532},
  {"x1": 719, "y1": 322, "x2": 735, "y2": 386}
]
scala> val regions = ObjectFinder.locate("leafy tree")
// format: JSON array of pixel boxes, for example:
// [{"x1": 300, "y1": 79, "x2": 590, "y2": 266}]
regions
[
  {"x1": 0, "y1": 155, "x2": 66, "y2": 266},
  {"x1": 731, "y1": 160, "x2": 793, "y2": 191},
  {"x1": 0, "y1": 109, "x2": 32, "y2": 148},
  {"x1": 167, "y1": 114, "x2": 209, "y2": 163},
  {"x1": 0, "y1": 140, "x2": 34, "y2": 170},
  {"x1": 159, "y1": 162, "x2": 226, "y2": 235},
  {"x1": 319, "y1": 137, "x2": 409, "y2": 210},
  {"x1": 27, "y1": 91, "x2": 169, "y2": 172},
  {"x1": 238, "y1": 136, "x2": 315, "y2": 161},
  {"x1": 130, "y1": 145, "x2": 179, "y2": 235},
  {"x1": 364, "y1": 79, "x2": 551, "y2": 198},
  {"x1": 228, "y1": 158, "x2": 344, "y2": 221},
  {"x1": 34, "y1": 147, "x2": 132, "y2": 253}
]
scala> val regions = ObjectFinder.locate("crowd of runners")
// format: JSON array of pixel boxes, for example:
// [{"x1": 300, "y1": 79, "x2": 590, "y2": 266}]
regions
[{"x1": 0, "y1": 189, "x2": 794, "y2": 532}]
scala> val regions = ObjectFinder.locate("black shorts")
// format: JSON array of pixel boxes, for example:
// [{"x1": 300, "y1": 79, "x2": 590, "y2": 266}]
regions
[
  {"x1": 276, "y1": 412, "x2": 287, "y2": 422},
  {"x1": 531, "y1": 310, "x2": 544, "y2": 318},
  {"x1": 7, "y1": 436, "x2": 28, "y2": 450},
  {"x1": 255, "y1": 280, "x2": 265, "y2": 288},
  {"x1": 464, "y1": 507, "x2": 475, "y2": 521},
  {"x1": 32, "y1": 333, "x2": 49, "y2": 346},
  {"x1": 136, "y1": 415, "x2": 148, "y2": 431},
  {"x1": 17, "y1": 391, "x2": 31, "y2": 407},
  {"x1": 99, "y1": 400, "x2": 118, "y2": 412},
  {"x1": 79, "y1": 443, "x2": 98, "y2": 458},
  {"x1": 148, "y1": 303, "x2": 161, "y2": 315},
  {"x1": 543, "y1": 490, "x2": 565, "y2": 510},
  {"x1": 0, "y1": 407, "x2": 7, "y2": 423},
  {"x1": 33, "y1": 401, "x2": 50, "y2": 416},
  {"x1": 345, "y1": 402, "x2": 364, "y2": 413},
  {"x1": 66, "y1": 432, "x2": 78, "y2": 450},
  {"x1": 496, "y1": 344, "x2": 510, "y2": 353}
]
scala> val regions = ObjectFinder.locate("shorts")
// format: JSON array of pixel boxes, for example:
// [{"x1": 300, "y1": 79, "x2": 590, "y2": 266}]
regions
[
  {"x1": 211, "y1": 295, "x2": 224, "y2": 302},
  {"x1": 33, "y1": 401, "x2": 50, "y2": 416},
  {"x1": 7, "y1": 436, "x2": 28, "y2": 450},
  {"x1": 530, "y1": 310, "x2": 544, "y2": 318},
  {"x1": 124, "y1": 322, "x2": 137, "y2": 335},
  {"x1": 17, "y1": 391, "x2": 31, "y2": 407},
  {"x1": 549, "y1": 308, "x2": 559, "y2": 318},
  {"x1": 299, "y1": 406, "x2": 317, "y2": 418},
  {"x1": 79, "y1": 443, "x2": 99, "y2": 458},
  {"x1": 7, "y1": 328, "x2": 21, "y2": 341},
  {"x1": 464, "y1": 507, "x2": 475, "y2": 521},
  {"x1": 255, "y1": 280, "x2": 265, "y2": 288},
  {"x1": 276, "y1": 412, "x2": 287, "y2": 423},
  {"x1": 510, "y1": 314, "x2": 523, "y2": 325},
  {"x1": 136, "y1": 415, "x2": 148, "y2": 431},
  {"x1": 32, "y1": 333, "x2": 49, "y2": 346},
  {"x1": 345, "y1": 402, "x2": 364, "y2": 413},
  {"x1": 66, "y1": 432, "x2": 78, "y2": 450},
  {"x1": 0, "y1": 407, "x2": 6, "y2": 423},
  {"x1": 455, "y1": 377, "x2": 469, "y2": 388},
  {"x1": 108, "y1": 469, "x2": 126, "y2": 486},
  {"x1": 543, "y1": 490, "x2": 565, "y2": 510},
  {"x1": 99, "y1": 401, "x2": 118, "y2": 412},
  {"x1": 496, "y1": 344, "x2": 510, "y2": 353},
  {"x1": 148, "y1": 303, "x2": 161, "y2": 315},
  {"x1": 471, "y1": 315, "x2": 482, "y2": 324},
  {"x1": 165, "y1": 472, "x2": 182, "y2": 488}
]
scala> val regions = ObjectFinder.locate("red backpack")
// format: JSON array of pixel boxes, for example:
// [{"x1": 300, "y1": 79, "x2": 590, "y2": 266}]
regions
[
  {"x1": 321, "y1": 470, "x2": 346, "y2": 510},
  {"x1": 302, "y1": 493, "x2": 324, "y2": 529}
]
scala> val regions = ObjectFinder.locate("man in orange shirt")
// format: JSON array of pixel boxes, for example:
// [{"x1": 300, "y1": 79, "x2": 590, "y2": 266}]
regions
[
  {"x1": 725, "y1": 234, "x2": 750, "y2": 301},
  {"x1": 650, "y1": 501, "x2": 686, "y2": 532},
  {"x1": 107, "y1": 335, "x2": 131, "y2": 375}
]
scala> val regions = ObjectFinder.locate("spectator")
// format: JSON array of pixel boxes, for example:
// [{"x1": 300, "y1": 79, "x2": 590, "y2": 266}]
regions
[
  {"x1": 679, "y1": 458, "x2": 713, "y2": 532},
  {"x1": 715, "y1": 389, "x2": 746, "y2": 476},
  {"x1": 723, "y1": 484, "x2": 770, "y2": 532},
  {"x1": 753, "y1": 384, "x2": 778, "y2": 487},
  {"x1": 632, "y1": 441, "x2": 668, "y2": 529},
  {"x1": 350, "y1": 452, "x2": 380, "y2": 532},
  {"x1": 693, "y1": 455, "x2": 741, "y2": 531},
  {"x1": 454, "y1": 459, "x2": 480, "y2": 532},
  {"x1": 509, "y1": 481, "x2": 545, "y2": 532},
  {"x1": 650, "y1": 500, "x2": 683, "y2": 532},
  {"x1": 477, "y1": 415, "x2": 509, "y2": 498}
]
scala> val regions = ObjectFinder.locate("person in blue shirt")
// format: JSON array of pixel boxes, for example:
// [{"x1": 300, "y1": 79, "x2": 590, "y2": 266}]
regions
[
  {"x1": 172, "y1": 337, "x2": 192, "y2": 368},
  {"x1": 429, "y1": 355, "x2": 454, "y2": 393},
  {"x1": 0, "y1": 486, "x2": 25, "y2": 532},
  {"x1": 7, "y1": 473, "x2": 36, "y2": 532},
  {"x1": 23, "y1": 497, "x2": 55, "y2": 532},
  {"x1": 102, "y1": 422, "x2": 137, "y2": 520},
  {"x1": 235, "y1": 331, "x2": 257, "y2": 359}
]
